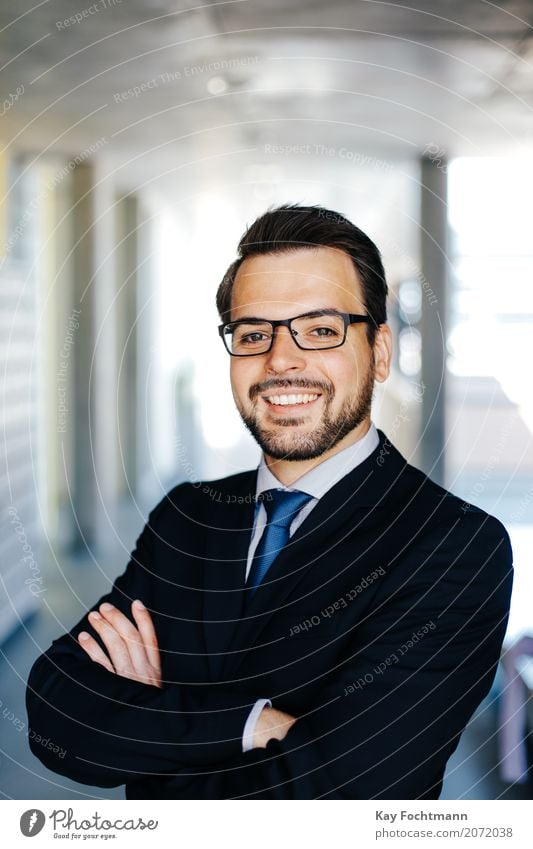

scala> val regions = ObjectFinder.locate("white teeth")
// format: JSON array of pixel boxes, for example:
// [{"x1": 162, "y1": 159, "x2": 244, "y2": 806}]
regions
[{"x1": 266, "y1": 394, "x2": 319, "y2": 406}]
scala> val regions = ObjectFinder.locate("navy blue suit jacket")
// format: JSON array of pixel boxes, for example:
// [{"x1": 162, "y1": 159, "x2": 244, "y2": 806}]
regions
[{"x1": 26, "y1": 430, "x2": 513, "y2": 798}]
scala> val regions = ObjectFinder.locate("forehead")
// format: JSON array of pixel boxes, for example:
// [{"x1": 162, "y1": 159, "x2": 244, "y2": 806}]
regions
[{"x1": 230, "y1": 246, "x2": 365, "y2": 319}]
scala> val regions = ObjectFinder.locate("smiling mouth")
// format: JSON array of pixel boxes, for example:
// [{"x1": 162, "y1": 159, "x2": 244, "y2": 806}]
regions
[{"x1": 262, "y1": 393, "x2": 321, "y2": 407}]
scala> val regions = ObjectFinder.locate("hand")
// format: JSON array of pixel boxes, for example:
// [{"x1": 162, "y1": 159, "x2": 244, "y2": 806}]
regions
[
  {"x1": 78, "y1": 599, "x2": 162, "y2": 688},
  {"x1": 252, "y1": 706, "x2": 297, "y2": 748}
]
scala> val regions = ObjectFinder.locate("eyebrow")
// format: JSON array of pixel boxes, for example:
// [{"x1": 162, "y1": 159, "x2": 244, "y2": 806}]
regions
[{"x1": 228, "y1": 308, "x2": 344, "y2": 323}]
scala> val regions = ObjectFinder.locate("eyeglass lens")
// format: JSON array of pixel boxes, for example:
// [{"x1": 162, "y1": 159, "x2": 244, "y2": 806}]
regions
[{"x1": 224, "y1": 313, "x2": 346, "y2": 355}]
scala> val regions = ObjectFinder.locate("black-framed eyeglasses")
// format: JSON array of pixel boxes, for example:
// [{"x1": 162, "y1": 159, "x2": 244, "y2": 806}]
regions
[{"x1": 218, "y1": 309, "x2": 375, "y2": 357}]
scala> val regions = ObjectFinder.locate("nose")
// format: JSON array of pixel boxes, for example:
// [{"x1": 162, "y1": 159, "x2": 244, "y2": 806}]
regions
[{"x1": 264, "y1": 325, "x2": 307, "y2": 374}]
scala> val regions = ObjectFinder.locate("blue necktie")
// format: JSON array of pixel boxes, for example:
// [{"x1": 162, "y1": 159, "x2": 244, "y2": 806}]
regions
[{"x1": 247, "y1": 488, "x2": 313, "y2": 596}]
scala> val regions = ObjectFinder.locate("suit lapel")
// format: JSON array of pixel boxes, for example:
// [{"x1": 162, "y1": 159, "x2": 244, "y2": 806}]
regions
[
  {"x1": 223, "y1": 429, "x2": 408, "y2": 676},
  {"x1": 201, "y1": 470, "x2": 257, "y2": 680}
]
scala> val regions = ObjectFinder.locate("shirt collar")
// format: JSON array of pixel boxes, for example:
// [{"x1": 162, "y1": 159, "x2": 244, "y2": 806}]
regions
[{"x1": 255, "y1": 421, "x2": 379, "y2": 500}]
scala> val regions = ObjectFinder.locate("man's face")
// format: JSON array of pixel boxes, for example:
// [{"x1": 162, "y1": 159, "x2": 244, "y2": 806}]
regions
[{"x1": 228, "y1": 246, "x2": 391, "y2": 462}]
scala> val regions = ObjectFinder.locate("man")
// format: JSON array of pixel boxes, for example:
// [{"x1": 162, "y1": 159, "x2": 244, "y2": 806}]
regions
[{"x1": 26, "y1": 204, "x2": 513, "y2": 799}]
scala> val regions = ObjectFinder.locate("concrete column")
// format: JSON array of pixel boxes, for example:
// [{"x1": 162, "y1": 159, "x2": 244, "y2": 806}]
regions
[
  {"x1": 419, "y1": 155, "x2": 449, "y2": 486},
  {"x1": 135, "y1": 203, "x2": 158, "y2": 509},
  {"x1": 70, "y1": 161, "x2": 120, "y2": 554},
  {"x1": 115, "y1": 194, "x2": 138, "y2": 497},
  {"x1": 70, "y1": 163, "x2": 96, "y2": 550},
  {"x1": 92, "y1": 163, "x2": 120, "y2": 554}
]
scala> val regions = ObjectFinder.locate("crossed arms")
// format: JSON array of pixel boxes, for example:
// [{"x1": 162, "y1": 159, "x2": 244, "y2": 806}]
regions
[
  {"x1": 26, "y1": 497, "x2": 513, "y2": 798},
  {"x1": 77, "y1": 599, "x2": 296, "y2": 750}
]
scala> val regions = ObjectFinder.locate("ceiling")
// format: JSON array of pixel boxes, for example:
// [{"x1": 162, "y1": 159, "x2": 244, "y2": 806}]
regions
[{"x1": 2, "y1": 0, "x2": 533, "y2": 192}]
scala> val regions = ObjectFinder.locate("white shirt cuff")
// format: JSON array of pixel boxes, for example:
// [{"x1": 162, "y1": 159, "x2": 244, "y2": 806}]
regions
[{"x1": 242, "y1": 698, "x2": 272, "y2": 752}]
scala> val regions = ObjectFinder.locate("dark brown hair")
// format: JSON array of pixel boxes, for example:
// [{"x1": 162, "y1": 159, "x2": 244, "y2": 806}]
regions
[{"x1": 216, "y1": 203, "x2": 388, "y2": 346}]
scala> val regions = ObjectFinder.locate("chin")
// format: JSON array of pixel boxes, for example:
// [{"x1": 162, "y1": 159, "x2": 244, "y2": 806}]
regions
[{"x1": 256, "y1": 428, "x2": 344, "y2": 461}]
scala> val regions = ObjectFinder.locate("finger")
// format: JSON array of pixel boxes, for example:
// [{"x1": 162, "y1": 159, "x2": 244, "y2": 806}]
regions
[
  {"x1": 78, "y1": 631, "x2": 115, "y2": 674},
  {"x1": 131, "y1": 600, "x2": 161, "y2": 673},
  {"x1": 97, "y1": 603, "x2": 151, "y2": 673},
  {"x1": 88, "y1": 611, "x2": 135, "y2": 677}
]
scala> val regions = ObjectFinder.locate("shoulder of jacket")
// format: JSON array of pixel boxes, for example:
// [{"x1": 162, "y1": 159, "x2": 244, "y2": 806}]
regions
[
  {"x1": 384, "y1": 455, "x2": 512, "y2": 553},
  {"x1": 146, "y1": 469, "x2": 257, "y2": 523}
]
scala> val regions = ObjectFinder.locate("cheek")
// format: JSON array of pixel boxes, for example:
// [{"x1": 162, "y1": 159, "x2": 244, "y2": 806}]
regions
[
  {"x1": 316, "y1": 350, "x2": 360, "y2": 389},
  {"x1": 230, "y1": 362, "x2": 256, "y2": 401}
]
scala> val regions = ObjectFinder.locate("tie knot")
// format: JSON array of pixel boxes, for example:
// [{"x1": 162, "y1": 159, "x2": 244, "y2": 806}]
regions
[{"x1": 260, "y1": 488, "x2": 313, "y2": 528}]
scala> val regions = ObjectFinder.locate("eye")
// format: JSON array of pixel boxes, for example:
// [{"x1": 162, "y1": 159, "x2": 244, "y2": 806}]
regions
[
  {"x1": 239, "y1": 331, "x2": 269, "y2": 345},
  {"x1": 311, "y1": 326, "x2": 338, "y2": 337},
  {"x1": 292, "y1": 314, "x2": 345, "y2": 347}
]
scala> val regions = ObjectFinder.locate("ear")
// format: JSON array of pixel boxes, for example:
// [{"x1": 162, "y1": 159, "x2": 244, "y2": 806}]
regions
[{"x1": 372, "y1": 324, "x2": 393, "y2": 383}]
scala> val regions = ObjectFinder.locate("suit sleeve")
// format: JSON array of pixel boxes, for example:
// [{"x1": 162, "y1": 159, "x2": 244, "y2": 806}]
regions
[
  {"x1": 186, "y1": 514, "x2": 514, "y2": 799},
  {"x1": 25, "y1": 495, "x2": 257, "y2": 788}
]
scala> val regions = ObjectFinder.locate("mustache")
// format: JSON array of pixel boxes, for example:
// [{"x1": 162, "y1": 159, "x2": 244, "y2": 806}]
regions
[{"x1": 249, "y1": 377, "x2": 333, "y2": 400}]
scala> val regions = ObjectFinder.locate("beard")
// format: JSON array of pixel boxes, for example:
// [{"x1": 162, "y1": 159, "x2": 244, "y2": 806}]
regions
[{"x1": 237, "y1": 359, "x2": 375, "y2": 461}]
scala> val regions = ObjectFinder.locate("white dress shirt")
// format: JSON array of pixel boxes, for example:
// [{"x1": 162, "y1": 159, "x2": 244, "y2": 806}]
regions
[{"x1": 241, "y1": 422, "x2": 379, "y2": 751}]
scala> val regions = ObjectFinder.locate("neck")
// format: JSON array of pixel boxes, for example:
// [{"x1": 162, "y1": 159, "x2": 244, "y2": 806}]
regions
[{"x1": 263, "y1": 417, "x2": 372, "y2": 486}]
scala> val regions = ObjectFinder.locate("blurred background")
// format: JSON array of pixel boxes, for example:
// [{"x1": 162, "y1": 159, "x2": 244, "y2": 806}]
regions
[{"x1": 1, "y1": 0, "x2": 532, "y2": 800}]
